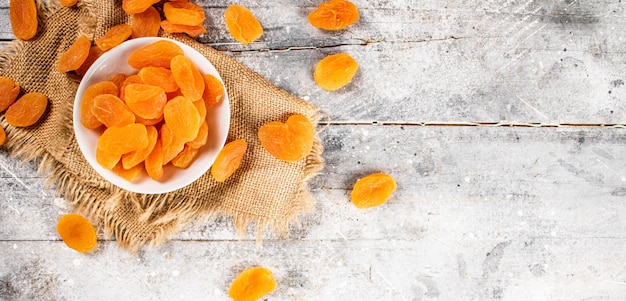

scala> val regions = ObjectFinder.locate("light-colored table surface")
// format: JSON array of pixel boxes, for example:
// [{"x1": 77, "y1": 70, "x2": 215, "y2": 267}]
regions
[{"x1": 1, "y1": 1, "x2": 626, "y2": 300}]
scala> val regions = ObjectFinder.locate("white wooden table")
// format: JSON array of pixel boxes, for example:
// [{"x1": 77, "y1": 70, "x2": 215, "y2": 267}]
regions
[{"x1": 1, "y1": 0, "x2": 626, "y2": 300}]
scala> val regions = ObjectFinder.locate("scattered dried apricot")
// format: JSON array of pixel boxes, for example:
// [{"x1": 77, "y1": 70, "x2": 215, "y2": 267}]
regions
[
  {"x1": 95, "y1": 24, "x2": 132, "y2": 52},
  {"x1": 56, "y1": 213, "x2": 97, "y2": 253},
  {"x1": 9, "y1": 0, "x2": 38, "y2": 40},
  {"x1": 131, "y1": 6, "x2": 161, "y2": 38},
  {"x1": 163, "y1": 1, "x2": 205, "y2": 26},
  {"x1": 91, "y1": 94, "x2": 136, "y2": 128},
  {"x1": 159, "y1": 20, "x2": 207, "y2": 37},
  {"x1": 258, "y1": 114, "x2": 314, "y2": 163},
  {"x1": 98, "y1": 123, "x2": 149, "y2": 155},
  {"x1": 122, "y1": 0, "x2": 160, "y2": 15},
  {"x1": 228, "y1": 267, "x2": 277, "y2": 301},
  {"x1": 224, "y1": 4, "x2": 263, "y2": 45},
  {"x1": 59, "y1": 0, "x2": 78, "y2": 7},
  {"x1": 170, "y1": 55, "x2": 205, "y2": 101},
  {"x1": 308, "y1": 0, "x2": 359, "y2": 30},
  {"x1": 202, "y1": 74, "x2": 224, "y2": 110},
  {"x1": 0, "y1": 77, "x2": 20, "y2": 113},
  {"x1": 75, "y1": 46, "x2": 104, "y2": 76},
  {"x1": 0, "y1": 126, "x2": 6, "y2": 146},
  {"x1": 80, "y1": 81, "x2": 118, "y2": 129},
  {"x1": 211, "y1": 139, "x2": 247, "y2": 182},
  {"x1": 58, "y1": 35, "x2": 91, "y2": 73},
  {"x1": 128, "y1": 40, "x2": 184, "y2": 69},
  {"x1": 5, "y1": 92, "x2": 48, "y2": 127},
  {"x1": 314, "y1": 52, "x2": 358, "y2": 91},
  {"x1": 163, "y1": 96, "x2": 201, "y2": 141},
  {"x1": 351, "y1": 173, "x2": 396, "y2": 209}
]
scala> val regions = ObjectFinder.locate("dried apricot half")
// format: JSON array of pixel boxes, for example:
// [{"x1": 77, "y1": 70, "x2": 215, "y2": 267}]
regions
[
  {"x1": 258, "y1": 114, "x2": 314, "y2": 163},
  {"x1": 211, "y1": 139, "x2": 247, "y2": 182},
  {"x1": 56, "y1": 213, "x2": 97, "y2": 253},
  {"x1": 224, "y1": 4, "x2": 263, "y2": 45},
  {"x1": 308, "y1": 0, "x2": 359, "y2": 30},
  {"x1": 314, "y1": 52, "x2": 358, "y2": 91},
  {"x1": 160, "y1": 20, "x2": 208, "y2": 38},
  {"x1": 5, "y1": 92, "x2": 48, "y2": 127},
  {"x1": 9, "y1": 0, "x2": 38, "y2": 40},
  {"x1": 98, "y1": 123, "x2": 149, "y2": 155},
  {"x1": 95, "y1": 24, "x2": 132, "y2": 52},
  {"x1": 163, "y1": 96, "x2": 201, "y2": 142},
  {"x1": 228, "y1": 267, "x2": 277, "y2": 301},
  {"x1": 58, "y1": 35, "x2": 91, "y2": 73},
  {"x1": 131, "y1": 6, "x2": 161, "y2": 38},
  {"x1": 163, "y1": 1, "x2": 205, "y2": 26},
  {"x1": 170, "y1": 55, "x2": 205, "y2": 101},
  {"x1": 351, "y1": 173, "x2": 397, "y2": 209},
  {"x1": 122, "y1": 0, "x2": 160, "y2": 15},
  {"x1": 0, "y1": 126, "x2": 6, "y2": 146},
  {"x1": 0, "y1": 77, "x2": 20, "y2": 113},
  {"x1": 128, "y1": 40, "x2": 184, "y2": 69}
]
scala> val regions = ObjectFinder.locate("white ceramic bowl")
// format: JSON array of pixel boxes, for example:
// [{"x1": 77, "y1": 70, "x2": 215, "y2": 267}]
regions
[{"x1": 73, "y1": 37, "x2": 230, "y2": 194}]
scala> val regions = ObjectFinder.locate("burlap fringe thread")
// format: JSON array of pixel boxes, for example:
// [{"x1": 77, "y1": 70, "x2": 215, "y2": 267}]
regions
[{"x1": 0, "y1": 0, "x2": 325, "y2": 252}]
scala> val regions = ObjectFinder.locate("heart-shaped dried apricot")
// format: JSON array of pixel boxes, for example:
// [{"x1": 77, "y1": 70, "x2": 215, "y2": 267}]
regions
[{"x1": 258, "y1": 114, "x2": 314, "y2": 163}]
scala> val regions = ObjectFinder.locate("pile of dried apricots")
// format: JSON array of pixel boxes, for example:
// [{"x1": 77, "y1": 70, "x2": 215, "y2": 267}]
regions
[{"x1": 6, "y1": 0, "x2": 397, "y2": 300}]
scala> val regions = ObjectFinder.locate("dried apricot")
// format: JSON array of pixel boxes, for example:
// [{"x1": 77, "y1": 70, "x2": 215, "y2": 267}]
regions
[
  {"x1": 122, "y1": 0, "x2": 160, "y2": 15},
  {"x1": 145, "y1": 139, "x2": 164, "y2": 180},
  {"x1": 228, "y1": 267, "x2": 277, "y2": 301},
  {"x1": 170, "y1": 145, "x2": 199, "y2": 169},
  {"x1": 224, "y1": 4, "x2": 263, "y2": 45},
  {"x1": 170, "y1": 55, "x2": 205, "y2": 101},
  {"x1": 201, "y1": 74, "x2": 224, "y2": 110},
  {"x1": 128, "y1": 40, "x2": 184, "y2": 69},
  {"x1": 122, "y1": 125, "x2": 158, "y2": 169},
  {"x1": 95, "y1": 24, "x2": 132, "y2": 52},
  {"x1": 138, "y1": 67, "x2": 179, "y2": 93},
  {"x1": 56, "y1": 213, "x2": 97, "y2": 253},
  {"x1": 163, "y1": 96, "x2": 201, "y2": 141},
  {"x1": 119, "y1": 74, "x2": 143, "y2": 101},
  {"x1": 135, "y1": 114, "x2": 163, "y2": 126},
  {"x1": 258, "y1": 114, "x2": 314, "y2": 163},
  {"x1": 193, "y1": 99, "x2": 207, "y2": 121},
  {"x1": 98, "y1": 123, "x2": 149, "y2": 155},
  {"x1": 0, "y1": 77, "x2": 20, "y2": 113},
  {"x1": 0, "y1": 126, "x2": 6, "y2": 146},
  {"x1": 131, "y1": 6, "x2": 161, "y2": 38},
  {"x1": 124, "y1": 84, "x2": 167, "y2": 119},
  {"x1": 9, "y1": 0, "x2": 38, "y2": 40},
  {"x1": 163, "y1": 1, "x2": 205, "y2": 26},
  {"x1": 91, "y1": 94, "x2": 136, "y2": 128},
  {"x1": 313, "y1": 52, "x2": 358, "y2": 91},
  {"x1": 75, "y1": 46, "x2": 104, "y2": 76},
  {"x1": 80, "y1": 81, "x2": 118, "y2": 129},
  {"x1": 160, "y1": 123, "x2": 186, "y2": 164},
  {"x1": 351, "y1": 173, "x2": 396, "y2": 209},
  {"x1": 59, "y1": 0, "x2": 78, "y2": 7},
  {"x1": 159, "y1": 20, "x2": 207, "y2": 37},
  {"x1": 308, "y1": 0, "x2": 359, "y2": 30},
  {"x1": 5, "y1": 92, "x2": 48, "y2": 127},
  {"x1": 211, "y1": 139, "x2": 247, "y2": 182},
  {"x1": 96, "y1": 147, "x2": 121, "y2": 170},
  {"x1": 58, "y1": 35, "x2": 91, "y2": 73},
  {"x1": 113, "y1": 161, "x2": 143, "y2": 182},
  {"x1": 107, "y1": 73, "x2": 128, "y2": 90},
  {"x1": 186, "y1": 120, "x2": 208, "y2": 149}
]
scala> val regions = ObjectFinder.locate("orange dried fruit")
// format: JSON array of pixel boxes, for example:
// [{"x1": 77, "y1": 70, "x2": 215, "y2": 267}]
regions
[
  {"x1": 5, "y1": 92, "x2": 48, "y2": 127},
  {"x1": 308, "y1": 0, "x2": 359, "y2": 30},
  {"x1": 113, "y1": 161, "x2": 144, "y2": 182},
  {"x1": 56, "y1": 213, "x2": 97, "y2": 253},
  {"x1": 201, "y1": 74, "x2": 224, "y2": 110},
  {"x1": 0, "y1": 126, "x2": 6, "y2": 146},
  {"x1": 224, "y1": 4, "x2": 263, "y2": 45},
  {"x1": 0, "y1": 77, "x2": 20, "y2": 113},
  {"x1": 351, "y1": 173, "x2": 397, "y2": 209},
  {"x1": 186, "y1": 120, "x2": 208, "y2": 149},
  {"x1": 170, "y1": 55, "x2": 205, "y2": 101},
  {"x1": 119, "y1": 74, "x2": 144, "y2": 101},
  {"x1": 75, "y1": 46, "x2": 104, "y2": 76},
  {"x1": 107, "y1": 73, "x2": 129, "y2": 90},
  {"x1": 228, "y1": 267, "x2": 277, "y2": 301},
  {"x1": 159, "y1": 20, "x2": 207, "y2": 37},
  {"x1": 145, "y1": 139, "x2": 164, "y2": 180},
  {"x1": 163, "y1": 1, "x2": 205, "y2": 26},
  {"x1": 135, "y1": 114, "x2": 163, "y2": 126},
  {"x1": 124, "y1": 84, "x2": 167, "y2": 119},
  {"x1": 122, "y1": 125, "x2": 158, "y2": 169},
  {"x1": 211, "y1": 139, "x2": 247, "y2": 182},
  {"x1": 57, "y1": 35, "x2": 91, "y2": 73},
  {"x1": 80, "y1": 81, "x2": 118, "y2": 129},
  {"x1": 98, "y1": 123, "x2": 149, "y2": 155},
  {"x1": 59, "y1": 0, "x2": 78, "y2": 7},
  {"x1": 258, "y1": 114, "x2": 314, "y2": 163},
  {"x1": 314, "y1": 52, "x2": 358, "y2": 91},
  {"x1": 131, "y1": 6, "x2": 161, "y2": 38},
  {"x1": 170, "y1": 145, "x2": 199, "y2": 169},
  {"x1": 96, "y1": 147, "x2": 121, "y2": 170},
  {"x1": 163, "y1": 96, "x2": 201, "y2": 141},
  {"x1": 9, "y1": 0, "x2": 38, "y2": 40},
  {"x1": 91, "y1": 94, "x2": 136, "y2": 128},
  {"x1": 128, "y1": 40, "x2": 184, "y2": 69},
  {"x1": 138, "y1": 67, "x2": 179, "y2": 93},
  {"x1": 160, "y1": 123, "x2": 186, "y2": 165},
  {"x1": 122, "y1": 0, "x2": 160, "y2": 15},
  {"x1": 193, "y1": 99, "x2": 207, "y2": 121},
  {"x1": 95, "y1": 24, "x2": 132, "y2": 52}
]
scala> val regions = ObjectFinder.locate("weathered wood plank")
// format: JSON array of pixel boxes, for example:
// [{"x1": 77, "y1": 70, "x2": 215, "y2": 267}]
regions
[{"x1": 1, "y1": 239, "x2": 625, "y2": 300}]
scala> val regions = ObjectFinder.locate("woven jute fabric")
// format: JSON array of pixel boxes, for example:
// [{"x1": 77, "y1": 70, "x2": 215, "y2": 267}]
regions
[{"x1": 0, "y1": 0, "x2": 323, "y2": 251}]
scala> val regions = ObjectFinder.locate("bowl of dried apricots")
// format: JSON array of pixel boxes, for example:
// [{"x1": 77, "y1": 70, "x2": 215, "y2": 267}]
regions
[{"x1": 73, "y1": 37, "x2": 230, "y2": 194}]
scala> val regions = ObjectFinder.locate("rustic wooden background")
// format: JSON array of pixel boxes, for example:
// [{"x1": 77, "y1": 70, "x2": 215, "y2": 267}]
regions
[{"x1": 1, "y1": 0, "x2": 625, "y2": 300}]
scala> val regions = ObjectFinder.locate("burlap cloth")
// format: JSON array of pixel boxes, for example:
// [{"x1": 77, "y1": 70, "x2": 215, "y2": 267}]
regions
[{"x1": 0, "y1": 0, "x2": 323, "y2": 251}]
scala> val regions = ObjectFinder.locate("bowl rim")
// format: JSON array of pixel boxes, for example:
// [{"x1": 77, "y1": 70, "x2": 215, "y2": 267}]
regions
[{"x1": 73, "y1": 37, "x2": 230, "y2": 194}]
